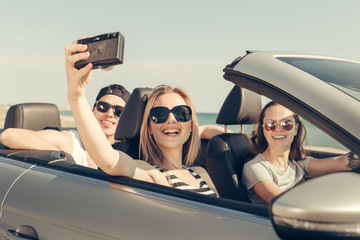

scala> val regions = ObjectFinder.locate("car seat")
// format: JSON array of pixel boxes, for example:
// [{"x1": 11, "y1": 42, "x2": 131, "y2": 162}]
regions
[
  {"x1": 113, "y1": 87, "x2": 211, "y2": 166},
  {"x1": 113, "y1": 88, "x2": 152, "y2": 159},
  {"x1": 205, "y1": 86, "x2": 262, "y2": 202},
  {"x1": 4, "y1": 103, "x2": 61, "y2": 131}
]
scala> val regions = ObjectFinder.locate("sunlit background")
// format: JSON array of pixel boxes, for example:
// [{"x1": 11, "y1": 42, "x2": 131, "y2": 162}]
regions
[{"x1": 1, "y1": 0, "x2": 360, "y2": 113}]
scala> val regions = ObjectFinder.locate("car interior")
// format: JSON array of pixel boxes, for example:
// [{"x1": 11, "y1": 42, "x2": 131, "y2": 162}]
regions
[
  {"x1": 0, "y1": 84, "x2": 349, "y2": 206},
  {"x1": 0, "y1": 85, "x2": 271, "y2": 218},
  {"x1": 206, "y1": 86, "x2": 262, "y2": 202},
  {"x1": 4, "y1": 102, "x2": 62, "y2": 131},
  {"x1": 110, "y1": 85, "x2": 349, "y2": 202},
  {"x1": 0, "y1": 103, "x2": 76, "y2": 163},
  {"x1": 0, "y1": 85, "x2": 264, "y2": 203}
]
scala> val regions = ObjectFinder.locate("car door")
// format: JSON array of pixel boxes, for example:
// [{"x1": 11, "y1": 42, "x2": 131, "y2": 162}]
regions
[
  {"x1": 0, "y1": 157, "x2": 279, "y2": 240},
  {"x1": 0, "y1": 156, "x2": 34, "y2": 221}
]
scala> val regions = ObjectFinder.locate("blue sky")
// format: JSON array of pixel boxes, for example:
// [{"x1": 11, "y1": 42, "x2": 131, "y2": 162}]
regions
[{"x1": 1, "y1": 0, "x2": 359, "y2": 112}]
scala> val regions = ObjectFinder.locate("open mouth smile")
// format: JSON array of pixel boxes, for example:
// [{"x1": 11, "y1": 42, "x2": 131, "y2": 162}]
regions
[
  {"x1": 101, "y1": 120, "x2": 116, "y2": 126},
  {"x1": 272, "y1": 135, "x2": 286, "y2": 139},
  {"x1": 162, "y1": 129, "x2": 181, "y2": 135}
]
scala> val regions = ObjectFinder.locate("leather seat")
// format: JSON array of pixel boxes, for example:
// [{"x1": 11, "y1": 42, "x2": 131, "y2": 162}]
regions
[
  {"x1": 206, "y1": 86, "x2": 262, "y2": 202},
  {"x1": 4, "y1": 103, "x2": 61, "y2": 131},
  {"x1": 1, "y1": 103, "x2": 78, "y2": 164},
  {"x1": 113, "y1": 87, "x2": 152, "y2": 159}
]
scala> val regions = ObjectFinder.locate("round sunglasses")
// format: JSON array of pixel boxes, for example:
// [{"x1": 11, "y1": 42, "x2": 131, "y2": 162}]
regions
[
  {"x1": 149, "y1": 105, "x2": 192, "y2": 124},
  {"x1": 95, "y1": 101, "x2": 124, "y2": 117},
  {"x1": 263, "y1": 119, "x2": 294, "y2": 132}
]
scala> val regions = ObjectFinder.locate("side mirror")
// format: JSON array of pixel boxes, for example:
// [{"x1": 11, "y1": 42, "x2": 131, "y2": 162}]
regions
[{"x1": 270, "y1": 172, "x2": 360, "y2": 240}]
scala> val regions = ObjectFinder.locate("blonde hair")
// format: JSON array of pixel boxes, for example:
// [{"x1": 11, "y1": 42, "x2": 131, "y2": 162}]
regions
[{"x1": 139, "y1": 85, "x2": 200, "y2": 167}]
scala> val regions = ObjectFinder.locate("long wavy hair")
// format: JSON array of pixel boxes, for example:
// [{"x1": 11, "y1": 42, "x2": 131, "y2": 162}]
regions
[
  {"x1": 139, "y1": 85, "x2": 200, "y2": 167},
  {"x1": 251, "y1": 101, "x2": 307, "y2": 160}
]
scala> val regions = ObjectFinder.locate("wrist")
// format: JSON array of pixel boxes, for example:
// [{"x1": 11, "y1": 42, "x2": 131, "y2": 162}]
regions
[
  {"x1": 67, "y1": 93, "x2": 86, "y2": 104},
  {"x1": 346, "y1": 152, "x2": 360, "y2": 170}
]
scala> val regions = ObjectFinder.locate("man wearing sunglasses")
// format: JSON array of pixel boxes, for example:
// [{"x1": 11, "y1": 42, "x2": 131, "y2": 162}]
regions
[{"x1": 1, "y1": 84, "x2": 130, "y2": 169}]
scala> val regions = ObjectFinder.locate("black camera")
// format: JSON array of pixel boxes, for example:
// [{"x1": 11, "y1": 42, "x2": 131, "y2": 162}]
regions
[{"x1": 74, "y1": 32, "x2": 125, "y2": 70}]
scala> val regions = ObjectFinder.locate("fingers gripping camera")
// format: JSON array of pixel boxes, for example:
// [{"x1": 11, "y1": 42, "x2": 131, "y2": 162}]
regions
[{"x1": 75, "y1": 32, "x2": 125, "y2": 70}]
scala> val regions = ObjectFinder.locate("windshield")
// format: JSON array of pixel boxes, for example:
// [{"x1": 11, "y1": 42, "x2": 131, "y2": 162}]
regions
[{"x1": 277, "y1": 57, "x2": 360, "y2": 101}]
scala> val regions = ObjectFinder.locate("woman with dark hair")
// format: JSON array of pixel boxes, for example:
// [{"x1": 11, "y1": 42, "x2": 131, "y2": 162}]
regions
[{"x1": 242, "y1": 101, "x2": 359, "y2": 205}]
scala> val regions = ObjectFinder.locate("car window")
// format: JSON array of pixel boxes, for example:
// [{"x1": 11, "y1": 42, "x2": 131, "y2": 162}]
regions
[
  {"x1": 277, "y1": 57, "x2": 360, "y2": 101},
  {"x1": 302, "y1": 119, "x2": 347, "y2": 151}
]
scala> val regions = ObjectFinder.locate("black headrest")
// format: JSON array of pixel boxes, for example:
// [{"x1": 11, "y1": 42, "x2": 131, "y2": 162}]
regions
[
  {"x1": 115, "y1": 87, "x2": 152, "y2": 140},
  {"x1": 216, "y1": 86, "x2": 261, "y2": 125},
  {"x1": 4, "y1": 103, "x2": 61, "y2": 131}
]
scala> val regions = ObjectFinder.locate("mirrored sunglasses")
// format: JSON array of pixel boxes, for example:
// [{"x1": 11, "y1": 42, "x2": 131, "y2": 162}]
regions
[
  {"x1": 95, "y1": 101, "x2": 124, "y2": 117},
  {"x1": 149, "y1": 105, "x2": 192, "y2": 124},
  {"x1": 263, "y1": 119, "x2": 294, "y2": 132}
]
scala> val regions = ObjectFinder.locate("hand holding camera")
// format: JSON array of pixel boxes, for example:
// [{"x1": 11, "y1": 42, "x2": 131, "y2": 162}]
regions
[
  {"x1": 65, "y1": 32, "x2": 125, "y2": 102},
  {"x1": 74, "y1": 32, "x2": 125, "y2": 70}
]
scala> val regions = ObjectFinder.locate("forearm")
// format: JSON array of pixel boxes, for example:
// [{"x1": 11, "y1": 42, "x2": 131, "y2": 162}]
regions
[
  {"x1": 308, "y1": 154, "x2": 352, "y2": 177},
  {"x1": 0, "y1": 128, "x2": 59, "y2": 150},
  {"x1": 69, "y1": 96, "x2": 137, "y2": 176},
  {"x1": 253, "y1": 180, "x2": 283, "y2": 204},
  {"x1": 198, "y1": 125, "x2": 230, "y2": 139},
  {"x1": 65, "y1": 40, "x2": 137, "y2": 177},
  {"x1": 69, "y1": 96, "x2": 115, "y2": 166}
]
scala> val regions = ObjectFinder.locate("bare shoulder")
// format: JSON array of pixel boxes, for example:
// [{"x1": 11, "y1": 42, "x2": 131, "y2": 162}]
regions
[
  {"x1": 134, "y1": 160, "x2": 163, "y2": 176},
  {"x1": 133, "y1": 160, "x2": 168, "y2": 186},
  {"x1": 134, "y1": 160, "x2": 156, "y2": 170}
]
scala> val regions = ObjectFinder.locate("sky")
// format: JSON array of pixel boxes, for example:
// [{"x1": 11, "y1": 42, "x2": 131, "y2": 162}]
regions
[{"x1": 1, "y1": 0, "x2": 360, "y2": 113}]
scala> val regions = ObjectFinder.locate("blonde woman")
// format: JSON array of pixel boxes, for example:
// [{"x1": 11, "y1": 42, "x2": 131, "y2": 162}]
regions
[{"x1": 65, "y1": 41, "x2": 218, "y2": 196}]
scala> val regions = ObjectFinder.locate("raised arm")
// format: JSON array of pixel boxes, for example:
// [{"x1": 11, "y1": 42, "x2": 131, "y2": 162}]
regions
[
  {"x1": 64, "y1": 41, "x2": 143, "y2": 178},
  {"x1": 0, "y1": 128, "x2": 72, "y2": 152}
]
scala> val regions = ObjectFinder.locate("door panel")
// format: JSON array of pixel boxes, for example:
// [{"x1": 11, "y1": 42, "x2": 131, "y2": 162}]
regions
[
  {"x1": 1, "y1": 165, "x2": 279, "y2": 239},
  {"x1": 0, "y1": 158, "x2": 34, "y2": 239},
  {"x1": 0, "y1": 158, "x2": 31, "y2": 202}
]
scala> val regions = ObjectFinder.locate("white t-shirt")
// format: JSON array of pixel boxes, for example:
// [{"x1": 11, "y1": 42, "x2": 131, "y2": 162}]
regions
[
  {"x1": 69, "y1": 129, "x2": 88, "y2": 167},
  {"x1": 242, "y1": 153, "x2": 311, "y2": 205}
]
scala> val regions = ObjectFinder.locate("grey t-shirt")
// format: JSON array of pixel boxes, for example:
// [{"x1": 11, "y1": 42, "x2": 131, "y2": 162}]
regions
[{"x1": 241, "y1": 154, "x2": 311, "y2": 205}]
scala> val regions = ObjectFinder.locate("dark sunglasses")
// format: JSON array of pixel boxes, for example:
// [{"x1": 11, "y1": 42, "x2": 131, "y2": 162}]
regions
[
  {"x1": 95, "y1": 101, "x2": 124, "y2": 117},
  {"x1": 263, "y1": 119, "x2": 294, "y2": 132},
  {"x1": 149, "y1": 105, "x2": 192, "y2": 124}
]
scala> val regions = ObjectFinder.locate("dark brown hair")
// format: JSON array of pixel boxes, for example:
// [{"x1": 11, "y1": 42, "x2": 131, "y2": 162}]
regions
[{"x1": 251, "y1": 101, "x2": 307, "y2": 160}]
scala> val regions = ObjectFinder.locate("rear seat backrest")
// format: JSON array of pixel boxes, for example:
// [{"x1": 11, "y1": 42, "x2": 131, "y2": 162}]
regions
[
  {"x1": 113, "y1": 88, "x2": 152, "y2": 159},
  {"x1": 206, "y1": 86, "x2": 262, "y2": 202},
  {"x1": 4, "y1": 103, "x2": 61, "y2": 131}
]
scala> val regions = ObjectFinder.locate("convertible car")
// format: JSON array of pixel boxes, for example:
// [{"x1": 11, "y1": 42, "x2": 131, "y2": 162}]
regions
[{"x1": 1, "y1": 51, "x2": 359, "y2": 240}]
